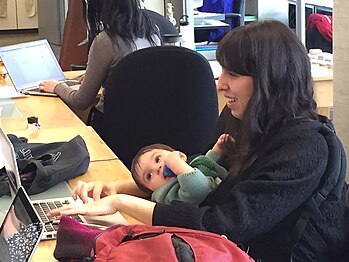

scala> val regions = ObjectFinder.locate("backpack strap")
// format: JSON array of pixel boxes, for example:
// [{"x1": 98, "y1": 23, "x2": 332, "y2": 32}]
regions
[{"x1": 290, "y1": 121, "x2": 347, "y2": 257}]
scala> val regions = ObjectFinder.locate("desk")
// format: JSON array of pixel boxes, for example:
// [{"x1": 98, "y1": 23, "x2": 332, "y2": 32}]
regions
[
  {"x1": 0, "y1": 95, "x2": 86, "y2": 131},
  {"x1": 0, "y1": 69, "x2": 85, "y2": 130},
  {"x1": 209, "y1": 60, "x2": 334, "y2": 117},
  {"x1": 0, "y1": 68, "x2": 92, "y2": 126},
  {"x1": 31, "y1": 160, "x2": 137, "y2": 261},
  {"x1": 63, "y1": 70, "x2": 85, "y2": 81},
  {"x1": 0, "y1": 68, "x2": 139, "y2": 260}
]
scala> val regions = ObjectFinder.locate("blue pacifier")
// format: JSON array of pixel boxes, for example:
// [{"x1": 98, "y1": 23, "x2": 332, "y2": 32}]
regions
[{"x1": 163, "y1": 165, "x2": 176, "y2": 177}]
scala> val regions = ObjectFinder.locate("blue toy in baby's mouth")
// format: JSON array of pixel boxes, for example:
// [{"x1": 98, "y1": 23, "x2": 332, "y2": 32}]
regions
[{"x1": 163, "y1": 165, "x2": 176, "y2": 177}]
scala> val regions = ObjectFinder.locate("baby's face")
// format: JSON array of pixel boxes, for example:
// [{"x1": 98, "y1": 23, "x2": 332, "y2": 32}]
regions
[{"x1": 134, "y1": 149, "x2": 175, "y2": 191}]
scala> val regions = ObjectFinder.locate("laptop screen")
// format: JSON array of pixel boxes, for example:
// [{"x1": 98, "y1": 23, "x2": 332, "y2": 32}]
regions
[
  {"x1": 0, "y1": 39, "x2": 65, "y2": 91},
  {"x1": 0, "y1": 128, "x2": 21, "y2": 198},
  {"x1": 0, "y1": 187, "x2": 43, "y2": 262}
]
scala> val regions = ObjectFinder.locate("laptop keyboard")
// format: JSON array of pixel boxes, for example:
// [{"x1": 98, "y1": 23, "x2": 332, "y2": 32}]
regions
[{"x1": 33, "y1": 199, "x2": 83, "y2": 232}]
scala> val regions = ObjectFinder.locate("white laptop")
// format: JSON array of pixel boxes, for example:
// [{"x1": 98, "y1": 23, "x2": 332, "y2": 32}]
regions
[
  {"x1": 0, "y1": 186, "x2": 44, "y2": 262},
  {"x1": 0, "y1": 127, "x2": 127, "y2": 240},
  {"x1": 0, "y1": 39, "x2": 65, "y2": 97}
]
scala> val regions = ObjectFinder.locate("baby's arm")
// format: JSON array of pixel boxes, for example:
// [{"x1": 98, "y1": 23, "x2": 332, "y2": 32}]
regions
[{"x1": 175, "y1": 169, "x2": 215, "y2": 205}]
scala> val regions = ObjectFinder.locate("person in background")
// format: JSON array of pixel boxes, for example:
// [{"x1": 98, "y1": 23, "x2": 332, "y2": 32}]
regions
[
  {"x1": 39, "y1": 0, "x2": 161, "y2": 136},
  {"x1": 306, "y1": 13, "x2": 333, "y2": 53},
  {"x1": 130, "y1": 134, "x2": 231, "y2": 206},
  {"x1": 48, "y1": 20, "x2": 348, "y2": 261}
]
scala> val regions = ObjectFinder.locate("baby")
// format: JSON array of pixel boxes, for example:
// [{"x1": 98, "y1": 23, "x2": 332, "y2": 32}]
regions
[{"x1": 130, "y1": 134, "x2": 232, "y2": 206}]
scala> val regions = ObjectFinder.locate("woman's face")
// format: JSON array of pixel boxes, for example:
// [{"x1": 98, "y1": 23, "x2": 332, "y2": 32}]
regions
[{"x1": 217, "y1": 69, "x2": 253, "y2": 119}]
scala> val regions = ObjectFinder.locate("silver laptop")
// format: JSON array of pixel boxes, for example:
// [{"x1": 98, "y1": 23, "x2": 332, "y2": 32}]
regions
[
  {"x1": 0, "y1": 39, "x2": 65, "y2": 97},
  {"x1": 0, "y1": 186, "x2": 44, "y2": 262},
  {"x1": 0, "y1": 127, "x2": 127, "y2": 240},
  {"x1": 0, "y1": 127, "x2": 87, "y2": 240}
]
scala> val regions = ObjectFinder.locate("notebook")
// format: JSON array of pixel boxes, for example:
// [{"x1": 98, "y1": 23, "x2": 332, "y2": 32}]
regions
[
  {"x1": 0, "y1": 186, "x2": 44, "y2": 262},
  {"x1": 0, "y1": 39, "x2": 65, "y2": 97},
  {"x1": 0, "y1": 127, "x2": 127, "y2": 240}
]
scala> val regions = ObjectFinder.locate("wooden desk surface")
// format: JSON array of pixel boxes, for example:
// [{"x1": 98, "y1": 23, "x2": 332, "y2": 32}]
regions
[
  {"x1": 0, "y1": 95, "x2": 86, "y2": 131},
  {"x1": 0, "y1": 67, "x2": 139, "y2": 260},
  {"x1": 8, "y1": 126, "x2": 117, "y2": 162},
  {"x1": 32, "y1": 159, "x2": 138, "y2": 261},
  {"x1": 64, "y1": 70, "x2": 85, "y2": 81},
  {"x1": 0, "y1": 69, "x2": 86, "y2": 130}
]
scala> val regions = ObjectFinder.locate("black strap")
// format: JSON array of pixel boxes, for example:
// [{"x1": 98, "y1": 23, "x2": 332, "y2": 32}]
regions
[{"x1": 290, "y1": 122, "x2": 346, "y2": 258}]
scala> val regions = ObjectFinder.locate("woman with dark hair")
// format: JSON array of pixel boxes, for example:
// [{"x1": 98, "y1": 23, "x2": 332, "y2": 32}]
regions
[
  {"x1": 39, "y1": 0, "x2": 161, "y2": 134},
  {"x1": 48, "y1": 20, "x2": 348, "y2": 261}
]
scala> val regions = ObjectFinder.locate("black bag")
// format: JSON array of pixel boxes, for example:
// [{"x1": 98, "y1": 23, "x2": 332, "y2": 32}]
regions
[
  {"x1": 0, "y1": 135, "x2": 90, "y2": 196},
  {"x1": 289, "y1": 119, "x2": 348, "y2": 259}
]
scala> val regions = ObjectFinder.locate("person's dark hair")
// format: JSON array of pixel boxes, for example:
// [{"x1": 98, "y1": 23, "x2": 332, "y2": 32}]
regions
[
  {"x1": 85, "y1": 0, "x2": 160, "y2": 47},
  {"x1": 216, "y1": 20, "x2": 318, "y2": 174},
  {"x1": 131, "y1": 143, "x2": 176, "y2": 194}
]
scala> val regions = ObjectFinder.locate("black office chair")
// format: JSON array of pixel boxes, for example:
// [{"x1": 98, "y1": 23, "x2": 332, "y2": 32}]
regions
[{"x1": 102, "y1": 46, "x2": 219, "y2": 168}]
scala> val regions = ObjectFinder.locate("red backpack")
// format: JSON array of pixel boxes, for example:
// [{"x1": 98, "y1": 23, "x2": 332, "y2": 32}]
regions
[{"x1": 54, "y1": 216, "x2": 254, "y2": 262}]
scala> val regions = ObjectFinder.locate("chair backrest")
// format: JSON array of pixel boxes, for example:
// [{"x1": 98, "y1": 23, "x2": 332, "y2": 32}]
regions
[{"x1": 103, "y1": 46, "x2": 218, "y2": 168}]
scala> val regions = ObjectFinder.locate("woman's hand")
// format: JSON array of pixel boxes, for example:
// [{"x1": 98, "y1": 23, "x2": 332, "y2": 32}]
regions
[
  {"x1": 72, "y1": 181, "x2": 117, "y2": 203},
  {"x1": 48, "y1": 195, "x2": 119, "y2": 217},
  {"x1": 39, "y1": 80, "x2": 59, "y2": 93},
  {"x1": 72, "y1": 180, "x2": 150, "y2": 203},
  {"x1": 47, "y1": 194, "x2": 156, "y2": 225}
]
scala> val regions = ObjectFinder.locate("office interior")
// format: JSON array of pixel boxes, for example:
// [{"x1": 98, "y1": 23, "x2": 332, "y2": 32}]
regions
[
  {"x1": 0, "y1": 0, "x2": 349, "y2": 260},
  {"x1": 0, "y1": 0, "x2": 347, "y2": 174}
]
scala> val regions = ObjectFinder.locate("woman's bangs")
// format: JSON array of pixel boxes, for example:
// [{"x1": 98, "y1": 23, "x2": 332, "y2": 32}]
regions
[{"x1": 217, "y1": 31, "x2": 251, "y2": 76}]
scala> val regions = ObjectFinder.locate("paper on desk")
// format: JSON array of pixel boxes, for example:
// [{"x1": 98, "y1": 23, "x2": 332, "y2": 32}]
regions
[{"x1": 0, "y1": 86, "x2": 27, "y2": 99}]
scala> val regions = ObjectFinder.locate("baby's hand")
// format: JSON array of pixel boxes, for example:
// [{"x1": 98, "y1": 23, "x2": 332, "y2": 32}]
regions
[
  {"x1": 212, "y1": 134, "x2": 235, "y2": 154},
  {"x1": 164, "y1": 151, "x2": 187, "y2": 168},
  {"x1": 164, "y1": 151, "x2": 192, "y2": 176}
]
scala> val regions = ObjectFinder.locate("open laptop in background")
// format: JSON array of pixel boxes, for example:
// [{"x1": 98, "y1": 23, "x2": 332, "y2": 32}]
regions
[
  {"x1": 0, "y1": 127, "x2": 127, "y2": 240},
  {"x1": 0, "y1": 39, "x2": 69, "y2": 97},
  {"x1": 0, "y1": 186, "x2": 44, "y2": 262}
]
